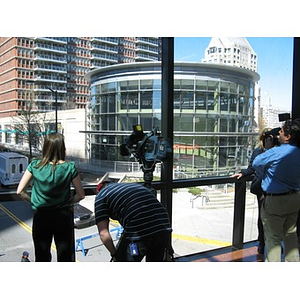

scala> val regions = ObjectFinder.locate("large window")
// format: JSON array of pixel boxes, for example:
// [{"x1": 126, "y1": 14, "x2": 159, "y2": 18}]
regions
[
  {"x1": 171, "y1": 37, "x2": 294, "y2": 256},
  {"x1": 88, "y1": 63, "x2": 257, "y2": 176}
]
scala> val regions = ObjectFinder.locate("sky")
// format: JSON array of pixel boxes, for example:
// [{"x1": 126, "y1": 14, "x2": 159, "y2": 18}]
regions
[{"x1": 174, "y1": 37, "x2": 294, "y2": 111}]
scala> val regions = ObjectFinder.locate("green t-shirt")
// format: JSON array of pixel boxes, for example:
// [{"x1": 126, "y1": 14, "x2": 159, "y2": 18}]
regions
[{"x1": 27, "y1": 159, "x2": 78, "y2": 210}]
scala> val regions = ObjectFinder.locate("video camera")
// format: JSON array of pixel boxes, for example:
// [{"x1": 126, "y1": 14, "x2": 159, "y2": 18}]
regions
[
  {"x1": 263, "y1": 127, "x2": 281, "y2": 147},
  {"x1": 278, "y1": 113, "x2": 291, "y2": 122},
  {"x1": 120, "y1": 124, "x2": 172, "y2": 164},
  {"x1": 262, "y1": 114, "x2": 291, "y2": 147},
  {"x1": 120, "y1": 124, "x2": 172, "y2": 187}
]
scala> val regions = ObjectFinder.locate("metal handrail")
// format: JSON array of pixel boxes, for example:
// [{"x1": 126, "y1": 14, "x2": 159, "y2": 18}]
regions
[
  {"x1": 151, "y1": 174, "x2": 253, "y2": 250},
  {"x1": 0, "y1": 174, "x2": 253, "y2": 255}
]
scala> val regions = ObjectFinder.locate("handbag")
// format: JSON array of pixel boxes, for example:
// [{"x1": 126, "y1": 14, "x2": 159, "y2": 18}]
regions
[{"x1": 250, "y1": 175, "x2": 263, "y2": 196}]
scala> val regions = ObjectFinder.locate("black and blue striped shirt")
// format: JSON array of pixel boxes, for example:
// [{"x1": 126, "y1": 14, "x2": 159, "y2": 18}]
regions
[{"x1": 95, "y1": 183, "x2": 172, "y2": 239}]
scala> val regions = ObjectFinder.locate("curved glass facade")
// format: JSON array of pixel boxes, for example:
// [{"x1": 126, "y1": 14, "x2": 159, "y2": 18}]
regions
[{"x1": 86, "y1": 61, "x2": 259, "y2": 176}]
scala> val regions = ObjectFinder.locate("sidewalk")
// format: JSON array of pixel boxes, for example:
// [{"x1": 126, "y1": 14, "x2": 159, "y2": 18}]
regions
[{"x1": 75, "y1": 190, "x2": 259, "y2": 262}]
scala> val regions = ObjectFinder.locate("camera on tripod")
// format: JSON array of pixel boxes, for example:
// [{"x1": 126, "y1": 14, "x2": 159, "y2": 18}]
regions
[
  {"x1": 120, "y1": 124, "x2": 172, "y2": 165},
  {"x1": 120, "y1": 124, "x2": 172, "y2": 188}
]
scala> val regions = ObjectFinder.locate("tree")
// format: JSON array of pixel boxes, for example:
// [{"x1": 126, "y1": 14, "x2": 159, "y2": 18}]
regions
[{"x1": 10, "y1": 99, "x2": 55, "y2": 160}]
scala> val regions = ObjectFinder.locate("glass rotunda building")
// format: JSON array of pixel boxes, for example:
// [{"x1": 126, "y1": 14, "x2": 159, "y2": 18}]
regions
[{"x1": 85, "y1": 61, "x2": 260, "y2": 177}]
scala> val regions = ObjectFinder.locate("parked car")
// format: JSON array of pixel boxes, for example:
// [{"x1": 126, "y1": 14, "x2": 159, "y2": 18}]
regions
[{"x1": 73, "y1": 203, "x2": 95, "y2": 229}]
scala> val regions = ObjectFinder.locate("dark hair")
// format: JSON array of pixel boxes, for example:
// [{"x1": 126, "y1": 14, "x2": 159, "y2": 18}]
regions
[
  {"x1": 283, "y1": 118, "x2": 300, "y2": 147},
  {"x1": 282, "y1": 119, "x2": 292, "y2": 136},
  {"x1": 263, "y1": 127, "x2": 280, "y2": 147},
  {"x1": 35, "y1": 133, "x2": 66, "y2": 170}
]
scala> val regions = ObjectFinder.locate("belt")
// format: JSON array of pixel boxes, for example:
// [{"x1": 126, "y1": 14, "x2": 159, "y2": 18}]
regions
[{"x1": 264, "y1": 190, "x2": 299, "y2": 197}]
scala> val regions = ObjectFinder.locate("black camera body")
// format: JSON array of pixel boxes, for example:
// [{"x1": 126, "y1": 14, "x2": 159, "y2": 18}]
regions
[
  {"x1": 278, "y1": 113, "x2": 291, "y2": 122},
  {"x1": 120, "y1": 125, "x2": 172, "y2": 188},
  {"x1": 262, "y1": 114, "x2": 291, "y2": 147},
  {"x1": 263, "y1": 127, "x2": 281, "y2": 147},
  {"x1": 120, "y1": 124, "x2": 172, "y2": 164}
]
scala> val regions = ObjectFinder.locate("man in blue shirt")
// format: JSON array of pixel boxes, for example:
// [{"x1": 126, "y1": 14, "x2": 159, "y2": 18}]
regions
[{"x1": 253, "y1": 118, "x2": 300, "y2": 261}]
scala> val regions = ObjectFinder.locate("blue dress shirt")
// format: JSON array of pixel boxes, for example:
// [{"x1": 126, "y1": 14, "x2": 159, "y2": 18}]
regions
[{"x1": 252, "y1": 143, "x2": 300, "y2": 194}]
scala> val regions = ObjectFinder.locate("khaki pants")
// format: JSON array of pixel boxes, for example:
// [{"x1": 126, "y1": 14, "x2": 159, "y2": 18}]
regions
[{"x1": 261, "y1": 193, "x2": 300, "y2": 262}]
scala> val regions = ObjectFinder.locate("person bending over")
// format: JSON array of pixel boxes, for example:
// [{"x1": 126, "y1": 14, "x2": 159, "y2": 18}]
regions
[{"x1": 95, "y1": 182, "x2": 172, "y2": 262}]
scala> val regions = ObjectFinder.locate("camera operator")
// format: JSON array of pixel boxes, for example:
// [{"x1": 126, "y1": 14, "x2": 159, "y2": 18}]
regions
[
  {"x1": 231, "y1": 127, "x2": 280, "y2": 254},
  {"x1": 253, "y1": 118, "x2": 300, "y2": 261}
]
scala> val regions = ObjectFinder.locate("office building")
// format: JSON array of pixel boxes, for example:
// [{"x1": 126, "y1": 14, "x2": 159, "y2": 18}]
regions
[
  {"x1": 261, "y1": 104, "x2": 291, "y2": 128},
  {"x1": 202, "y1": 37, "x2": 257, "y2": 72},
  {"x1": 85, "y1": 61, "x2": 260, "y2": 175}
]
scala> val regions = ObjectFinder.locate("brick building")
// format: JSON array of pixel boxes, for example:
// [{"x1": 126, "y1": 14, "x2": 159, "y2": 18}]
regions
[{"x1": 0, "y1": 37, "x2": 161, "y2": 118}]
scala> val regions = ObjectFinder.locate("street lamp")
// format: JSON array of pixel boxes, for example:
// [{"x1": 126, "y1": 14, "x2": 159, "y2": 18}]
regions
[{"x1": 46, "y1": 86, "x2": 58, "y2": 133}]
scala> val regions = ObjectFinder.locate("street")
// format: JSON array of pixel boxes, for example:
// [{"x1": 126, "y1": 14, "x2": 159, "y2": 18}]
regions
[
  {"x1": 0, "y1": 199, "x2": 113, "y2": 262},
  {"x1": 0, "y1": 200, "x2": 34, "y2": 262},
  {"x1": 0, "y1": 189, "x2": 259, "y2": 262}
]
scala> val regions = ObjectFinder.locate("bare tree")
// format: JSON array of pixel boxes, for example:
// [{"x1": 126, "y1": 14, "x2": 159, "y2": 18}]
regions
[{"x1": 10, "y1": 100, "x2": 55, "y2": 160}]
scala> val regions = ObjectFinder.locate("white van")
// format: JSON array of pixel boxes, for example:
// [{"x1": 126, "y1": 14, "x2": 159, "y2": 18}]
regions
[{"x1": 0, "y1": 152, "x2": 28, "y2": 186}]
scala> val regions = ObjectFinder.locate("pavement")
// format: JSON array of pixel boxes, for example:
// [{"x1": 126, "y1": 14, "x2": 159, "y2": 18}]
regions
[
  {"x1": 0, "y1": 180, "x2": 259, "y2": 262},
  {"x1": 74, "y1": 188, "x2": 259, "y2": 262}
]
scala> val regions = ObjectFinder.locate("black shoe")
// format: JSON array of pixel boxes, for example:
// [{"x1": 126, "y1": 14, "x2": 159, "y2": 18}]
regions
[{"x1": 257, "y1": 245, "x2": 264, "y2": 254}]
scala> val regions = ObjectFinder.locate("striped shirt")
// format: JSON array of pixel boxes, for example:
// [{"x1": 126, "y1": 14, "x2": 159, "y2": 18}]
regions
[{"x1": 94, "y1": 183, "x2": 172, "y2": 240}]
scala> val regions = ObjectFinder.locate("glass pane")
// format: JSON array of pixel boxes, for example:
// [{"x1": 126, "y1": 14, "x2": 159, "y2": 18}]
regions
[
  {"x1": 195, "y1": 92, "x2": 206, "y2": 110},
  {"x1": 127, "y1": 80, "x2": 138, "y2": 90},
  {"x1": 140, "y1": 79, "x2": 153, "y2": 90},
  {"x1": 140, "y1": 91, "x2": 153, "y2": 109},
  {"x1": 181, "y1": 79, "x2": 194, "y2": 90},
  {"x1": 81, "y1": 37, "x2": 294, "y2": 259},
  {"x1": 167, "y1": 186, "x2": 234, "y2": 256},
  {"x1": 171, "y1": 37, "x2": 293, "y2": 257}
]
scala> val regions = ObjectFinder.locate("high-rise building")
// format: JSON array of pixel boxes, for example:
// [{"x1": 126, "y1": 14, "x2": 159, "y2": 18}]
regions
[
  {"x1": 201, "y1": 37, "x2": 257, "y2": 72},
  {"x1": 33, "y1": 37, "x2": 68, "y2": 112},
  {"x1": 261, "y1": 104, "x2": 291, "y2": 128},
  {"x1": 202, "y1": 37, "x2": 260, "y2": 129},
  {"x1": 0, "y1": 37, "x2": 35, "y2": 118},
  {"x1": 0, "y1": 37, "x2": 161, "y2": 118}
]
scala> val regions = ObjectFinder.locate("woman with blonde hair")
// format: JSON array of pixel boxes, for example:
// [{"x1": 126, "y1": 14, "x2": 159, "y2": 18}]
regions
[
  {"x1": 17, "y1": 133, "x2": 85, "y2": 262},
  {"x1": 231, "y1": 127, "x2": 280, "y2": 254}
]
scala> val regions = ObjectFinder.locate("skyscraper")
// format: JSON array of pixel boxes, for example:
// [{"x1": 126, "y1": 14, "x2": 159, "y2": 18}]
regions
[
  {"x1": 0, "y1": 37, "x2": 161, "y2": 118},
  {"x1": 201, "y1": 37, "x2": 257, "y2": 72}
]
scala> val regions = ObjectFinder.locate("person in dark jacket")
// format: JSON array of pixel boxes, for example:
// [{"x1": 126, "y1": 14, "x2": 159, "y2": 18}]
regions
[
  {"x1": 21, "y1": 251, "x2": 30, "y2": 262},
  {"x1": 231, "y1": 127, "x2": 280, "y2": 254}
]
